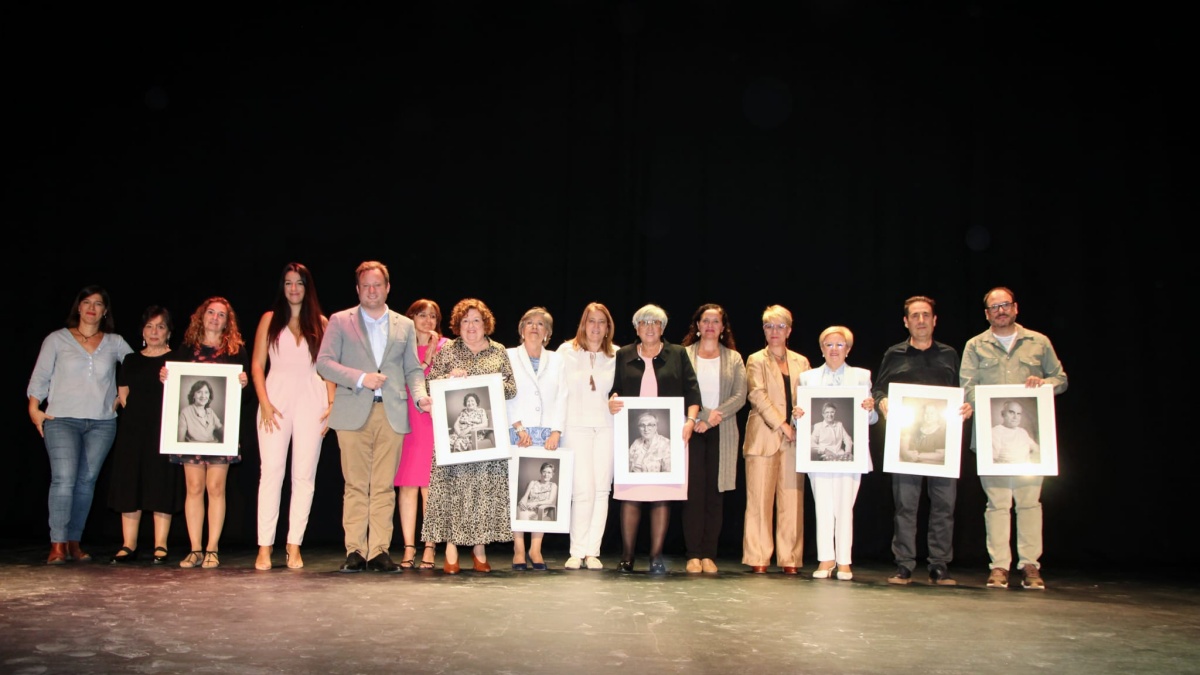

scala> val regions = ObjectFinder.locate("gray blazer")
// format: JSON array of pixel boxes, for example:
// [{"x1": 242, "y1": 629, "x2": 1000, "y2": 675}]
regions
[
  {"x1": 685, "y1": 343, "x2": 748, "y2": 492},
  {"x1": 316, "y1": 305, "x2": 428, "y2": 434}
]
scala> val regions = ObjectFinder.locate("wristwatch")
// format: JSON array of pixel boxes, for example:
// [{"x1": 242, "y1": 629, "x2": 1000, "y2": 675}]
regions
[
  {"x1": 687, "y1": 417, "x2": 698, "y2": 424},
  {"x1": 514, "y1": 423, "x2": 525, "y2": 433}
]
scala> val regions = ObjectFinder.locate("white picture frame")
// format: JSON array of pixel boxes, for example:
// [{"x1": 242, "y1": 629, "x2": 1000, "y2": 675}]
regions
[
  {"x1": 160, "y1": 361, "x2": 244, "y2": 456},
  {"x1": 796, "y1": 385, "x2": 871, "y2": 474},
  {"x1": 975, "y1": 384, "x2": 1058, "y2": 477},
  {"x1": 613, "y1": 396, "x2": 686, "y2": 486},
  {"x1": 509, "y1": 447, "x2": 573, "y2": 533},
  {"x1": 431, "y1": 373, "x2": 511, "y2": 466},
  {"x1": 882, "y1": 383, "x2": 965, "y2": 479}
]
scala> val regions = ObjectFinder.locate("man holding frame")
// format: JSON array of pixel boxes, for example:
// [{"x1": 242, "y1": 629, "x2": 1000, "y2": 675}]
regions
[
  {"x1": 961, "y1": 287, "x2": 1067, "y2": 590},
  {"x1": 875, "y1": 295, "x2": 971, "y2": 586},
  {"x1": 317, "y1": 261, "x2": 431, "y2": 573}
]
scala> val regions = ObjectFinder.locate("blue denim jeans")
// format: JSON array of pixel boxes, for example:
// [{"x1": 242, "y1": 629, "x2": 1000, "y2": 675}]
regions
[{"x1": 43, "y1": 417, "x2": 117, "y2": 542}]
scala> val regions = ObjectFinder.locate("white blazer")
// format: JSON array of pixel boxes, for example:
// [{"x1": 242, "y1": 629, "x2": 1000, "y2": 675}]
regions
[{"x1": 506, "y1": 345, "x2": 568, "y2": 433}]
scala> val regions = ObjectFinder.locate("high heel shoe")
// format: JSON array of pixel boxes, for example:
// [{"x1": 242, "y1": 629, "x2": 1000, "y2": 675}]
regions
[
  {"x1": 419, "y1": 545, "x2": 436, "y2": 570},
  {"x1": 836, "y1": 566, "x2": 853, "y2": 581},
  {"x1": 399, "y1": 544, "x2": 417, "y2": 569},
  {"x1": 618, "y1": 560, "x2": 634, "y2": 573},
  {"x1": 648, "y1": 556, "x2": 667, "y2": 575},
  {"x1": 285, "y1": 544, "x2": 304, "y2": 569},
  {"x1": 443, "y1": 560, "x2": 461, "y2": 575},
  {"x1": 110, "y1": 546, "x2": 138, "y2": 564},
  {"x1": 472, "y1": 553, "x2": 491, "y2": 573},
  {"x1": 812, "y1": 563, "x2": 835, "y2": 579}
]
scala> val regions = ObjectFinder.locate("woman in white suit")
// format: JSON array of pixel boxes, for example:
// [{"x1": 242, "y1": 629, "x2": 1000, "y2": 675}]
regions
[
  {"x1": 795, "y1": 325, "x2": 877, "y2": 581},
  {"x1": 506, "y1": 307, "x2": 567, "y2": 570}
]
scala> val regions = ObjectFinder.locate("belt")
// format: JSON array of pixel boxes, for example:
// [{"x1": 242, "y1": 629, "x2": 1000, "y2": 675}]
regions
[{"x1": 373, "y1": 396, "x2": 383, "y2": 403}]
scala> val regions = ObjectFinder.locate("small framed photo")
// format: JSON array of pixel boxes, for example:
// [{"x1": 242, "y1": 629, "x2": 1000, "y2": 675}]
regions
[
  {"x1": 613, "y1": 396, "x2": 685, "y2": 486},
  {"x1": 796, "y1": 385, "x2": 871, "y2": 474},
  {"x1": 431, "y1": 373, "x2": 511, "y2": 466},
  {"x1": 882, "y1": 383, "x2": 965, "y2": 479},
  {"x1": 161, "y1": 361, "x2": 244, "y2": 456},
  {"x1": 509, "y1": 447, "x2": 574, "y2": 533},
  {"x1": 975, "y1": 384, "x2": 1058, "y2": 476}
]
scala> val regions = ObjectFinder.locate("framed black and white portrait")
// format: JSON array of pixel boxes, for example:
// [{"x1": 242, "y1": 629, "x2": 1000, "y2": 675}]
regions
[
  {"x1": 160, "y1": 361, "x2": 243, "y2": 456},
  {"x1": 882, "y1": 383, "x2": 965, "y2": 479},
  {"x1": 613, "y1": 396, "x2": 685, "y2": 486},
  {"x1": 976, "y1": 384, "x2": 1058, "y2": 476},
  {"x1": 431, "y1": 373, "x2": 511, "y2": 466},
  {"x1": 795, "y1": 385, "x2": 871, "y2": 474},
  {"x1": 509, "y1": 447, "x2": 573, "y2": 533}
]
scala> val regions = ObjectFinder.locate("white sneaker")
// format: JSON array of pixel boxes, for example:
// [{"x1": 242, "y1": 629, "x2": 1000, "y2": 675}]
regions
[
  {"x1": 585, "y1": 556, "x2": 604, "y2": 570},
  {"x1": 564, "y1": 556, "x2": 582, "y2": 570}
]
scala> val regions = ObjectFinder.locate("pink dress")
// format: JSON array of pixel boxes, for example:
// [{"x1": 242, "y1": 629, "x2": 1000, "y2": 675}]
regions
[
  {"x1": 394, "y1": 338, "x2": 448, "y2": 487},
  {"x1": 613, "y1": 356, "x2": 688, "y2": 502}
]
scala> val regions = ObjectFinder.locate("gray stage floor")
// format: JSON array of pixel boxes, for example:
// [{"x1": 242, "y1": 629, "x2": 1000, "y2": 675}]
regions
[{"x1": 1, "y1": 541, "x2": 1197, "y2": 675}]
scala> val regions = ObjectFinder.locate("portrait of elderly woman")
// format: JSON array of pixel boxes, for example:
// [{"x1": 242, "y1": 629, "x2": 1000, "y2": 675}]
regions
[
  {"x1": 810, "y1": 399, "x2": 853, "y2": 462},
  {"x1": 628, "y1": 411, "x2": 672, "y2": 473},
  {"x1": 178, "y1": 378, "x2": 226, "y2": 443},
  {"x1": 447, "y1": 390, "x2": 492, "y2": 452}
]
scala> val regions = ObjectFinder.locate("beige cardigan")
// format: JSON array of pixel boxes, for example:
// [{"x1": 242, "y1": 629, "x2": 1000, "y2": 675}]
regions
[{"x1": 685, "y1": 343, "x2": 748, "y2": 492}]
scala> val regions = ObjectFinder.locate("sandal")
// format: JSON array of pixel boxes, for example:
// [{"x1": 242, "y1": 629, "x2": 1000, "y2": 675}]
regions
[
  {"x1": 285, "y1": 544, "x2": 304, "y2": 569},
  {"x1": 419, "y1": 545, "x2": 436, "y2": 570},
  {"x1": 201, "y1": 550, "x2": 220, "y2": 569},
  {"x1": 255, "y1": 546, "x2": 273, "y2": 571},
  {"x1": 179, "y1": 550, "x2": 204, "y2": 569},
  {"x1": 110, "y1": 546, "x2": 137, "y2": 564},
  {"x1": 152, "y1": 546, "x2": 169, "y2": 566},
  {"x1": 399, "y1": 545, "x2": 416, "y2": 569}
]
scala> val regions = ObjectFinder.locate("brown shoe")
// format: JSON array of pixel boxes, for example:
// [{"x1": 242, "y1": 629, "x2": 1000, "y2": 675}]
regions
[
  {"x1": 1021, "y1": 565, "x2": 1045, "y2": 590},
  {"x1": 700, "y1": 558, "x2": 718, "y2": 574},
  {"x1": 781, "y1": 566, "x2": 799, "y2": 575},
  {"x1": 986, "y1": 567, "x2": 1009, "y2": 589},
  {"x1": 685, "y1": 558, "x2": 702, "y2": 573},
  {"x1": 749, "y1": 565, "x2": 769, "y2": 574},
  {"x1": 66, "y1": 541, "x2": 92, "y2": 562},
  {"x1": 47, "y1": 542, "x2": 68, "y2": 565}
]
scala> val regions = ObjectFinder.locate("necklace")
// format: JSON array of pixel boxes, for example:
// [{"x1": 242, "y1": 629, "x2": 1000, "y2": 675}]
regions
[
  {"x1": 770, "y1": 350, "x2": 786, "y2": 362},
  {"x1": 74, "y1": 328, "x2": 100, "y2": 343},
  {"x1": 638, "y1": 342, "x2": 663, "y2": 359}
]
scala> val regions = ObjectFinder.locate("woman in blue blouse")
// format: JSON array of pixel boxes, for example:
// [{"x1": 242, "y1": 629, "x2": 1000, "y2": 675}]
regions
[{"x1": 27, "y1": 285, "x2": 133, "y2": 564}]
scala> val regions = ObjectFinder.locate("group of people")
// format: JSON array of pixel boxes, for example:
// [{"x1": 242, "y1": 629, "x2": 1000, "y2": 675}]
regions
[{"x1": 27, "y1": 271, "x2": 1066, "y2": 588}]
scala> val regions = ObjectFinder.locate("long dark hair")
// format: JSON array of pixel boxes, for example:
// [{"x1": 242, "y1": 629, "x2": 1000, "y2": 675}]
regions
[
  {"x1": 65, "y1": 284, "x2": 116, "y2": 333},
  {"x1": 680, "y1": 303, "x2": 737, "y2": 350},
  {"x1": 266, "y1": 262, "x2": 326, "y2": 363}
]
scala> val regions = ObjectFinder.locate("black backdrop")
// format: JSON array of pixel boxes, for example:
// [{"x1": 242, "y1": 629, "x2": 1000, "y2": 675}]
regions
[{"x1": 6, "y1": 2, "x2": 1188, "y2": 568}]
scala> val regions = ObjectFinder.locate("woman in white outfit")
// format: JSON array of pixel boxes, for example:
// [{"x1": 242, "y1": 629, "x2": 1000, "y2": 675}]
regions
[{"x1": 555, "y1": 302, "x2": 618, "y2": 570}]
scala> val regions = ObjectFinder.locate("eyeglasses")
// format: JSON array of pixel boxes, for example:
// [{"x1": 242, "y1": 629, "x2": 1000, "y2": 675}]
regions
[
  {"x1": 986, "y1": 301, "x2": 1014, "y2": 313},
  {"x1": 763, "y1": 323, "x2": 789, "y2": 331},
  {"x1": 638, "y1": 320, "x2": 663, "y2": 328}
]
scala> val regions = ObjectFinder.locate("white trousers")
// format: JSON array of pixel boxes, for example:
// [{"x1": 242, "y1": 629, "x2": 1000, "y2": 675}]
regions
[
  {"x1": 566, "y1": 424, "x2": 613, "y2": 558},
  {"x1": 808, "y1": 472, "x2": 861, "y2": 565}
]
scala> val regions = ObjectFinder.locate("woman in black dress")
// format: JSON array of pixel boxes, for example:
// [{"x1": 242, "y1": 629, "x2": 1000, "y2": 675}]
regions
[{"x1": 107, "y1": 306, "x2": 184, "y2": 564}]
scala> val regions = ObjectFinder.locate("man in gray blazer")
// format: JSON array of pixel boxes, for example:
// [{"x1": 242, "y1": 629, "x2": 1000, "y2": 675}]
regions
[{"x1": 316, "y1": 261, "x2": 431, "y2": 573}]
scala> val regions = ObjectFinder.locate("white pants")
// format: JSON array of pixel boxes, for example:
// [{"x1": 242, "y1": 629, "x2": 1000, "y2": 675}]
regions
[
  {"x1": 256, "y1": 410, "x2": 324, "y2": 546},
  {"x1": 808, "y1": 472, "x2": 861, "y2": 565},
  {"x1": 566, "y1": 424, "x2": 613, "y2": 558}
]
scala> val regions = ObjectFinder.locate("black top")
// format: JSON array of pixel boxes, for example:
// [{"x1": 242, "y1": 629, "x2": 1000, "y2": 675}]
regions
[
  {"x1": 873, "y1": 339, "x2": 961, "y2": 401},
  {"x1": 610, "y1": 340, "x2": 701, "y2": 409}
]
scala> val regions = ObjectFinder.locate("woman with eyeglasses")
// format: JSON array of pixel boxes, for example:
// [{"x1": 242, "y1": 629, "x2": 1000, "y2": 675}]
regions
[
  {"x1": 741, "y1": 305, "x2": 811, "y2": 574},
  {"x1": 506, "y1": 307, "x2": 567, "y2": 570},
  {"x1": 608, "y1": 304, "x2": 701, "y2": 575},
  {"x1": 794, "y1": 325, "x2": 878, "y2": 581},
  {"x1": 679, "y1": 303, "x2": 747, "y2": 574},
  {"x1": 421, "y1": 298, "x2": 516, "y2": 574}
]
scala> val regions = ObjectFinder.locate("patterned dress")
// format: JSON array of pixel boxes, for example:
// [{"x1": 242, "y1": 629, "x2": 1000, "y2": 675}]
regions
[{"x1": 420, "y1": 337, "x2": 517, "y2": 545}]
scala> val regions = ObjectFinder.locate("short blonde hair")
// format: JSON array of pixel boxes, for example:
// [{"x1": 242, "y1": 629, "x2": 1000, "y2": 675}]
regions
[
  {"x1": 517, "y1": 306, "x2": 554, "y2": 346},
  {"x1": 818, "y1": 325, "x2": 854, "y2": 348},
  {"x1": 632, "y1": 304, "x2": 668, "y2": 330},
  {"x1": 762, "y1": 304, "x2": 792, "y2": 327}
]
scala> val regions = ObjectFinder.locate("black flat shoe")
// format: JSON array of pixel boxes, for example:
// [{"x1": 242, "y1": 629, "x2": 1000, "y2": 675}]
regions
[
  {"x1": 367, "y1": 551, "x2": 401, "y2": 573},
  {"x1": 110, "y1": 546, "x2": 137, "y2": 564},
  {"x1": 340, "y1": 551, "x2": 367, "y2": 573},
  {"x1": 151, "y1": 546, "x2": 169, "y2": 565},
  {"x1": 618, "y1": 560, "x2": 634, "y2": 573}
]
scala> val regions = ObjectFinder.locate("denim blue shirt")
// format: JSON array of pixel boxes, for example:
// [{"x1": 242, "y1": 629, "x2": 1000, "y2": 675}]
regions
[{"x1": 27, "y1": 328, "x2": 133, "y2": 420}]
